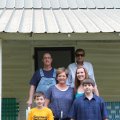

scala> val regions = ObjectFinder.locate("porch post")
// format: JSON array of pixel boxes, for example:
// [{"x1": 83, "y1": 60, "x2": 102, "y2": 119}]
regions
[{"x1": 0, "y1": 39, "x2": 2, "y2": 120}]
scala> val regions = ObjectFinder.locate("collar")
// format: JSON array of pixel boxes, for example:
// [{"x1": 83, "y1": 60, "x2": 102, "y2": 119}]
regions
[
  {"x1": 83, "y1": 94, "x2": 96, "y2": 101},
  {"x1": 75, "y1": 62, "x2": 84, "y2": 66}
]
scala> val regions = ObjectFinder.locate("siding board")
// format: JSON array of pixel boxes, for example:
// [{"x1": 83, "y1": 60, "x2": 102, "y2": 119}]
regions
[{"x1": 2, "y1": 40, "x2": 120, "y2": 119}]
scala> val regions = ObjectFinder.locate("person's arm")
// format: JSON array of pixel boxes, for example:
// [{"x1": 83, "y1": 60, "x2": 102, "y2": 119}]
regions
[
  {"x1": 88, "y1": 63, "x2": 95, "y2": 82},
  {"x1": 89, "y1": 63, "x2": 99, "y2": 96},
  {"x1": 94, "y1": 85, "x2": 99, "y2": 96},
  {"x1": 100, "y1": 98, "x2": 108, "y2": 120},
  {"x1": 44, "y1": 99, "x2": 50, "y2": 107},
  {"x1": 27, "y1": 70, "x2": 40, "y2": 106},
  {"x1": 27, "y1": 85, "x2": 35, "y2": 107},
  {"x1": 45, "y1": 86, "x2": 52, "y2": 107}
]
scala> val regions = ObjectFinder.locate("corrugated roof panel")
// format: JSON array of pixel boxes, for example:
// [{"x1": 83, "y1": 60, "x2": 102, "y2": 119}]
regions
[
  {"x1": 1, "y1": 0, "x2": 120, "y2": 9},
  {"x1": 83, "y1": 9, "x2": 114, "y2": 32},
  {"x1": 24, "y1": 0, "x2": 33, "y2": 8},
  {"x1": 53, "y1": 10, "x2": 73, "y2": 33},
  {"x1": 0, "y1": 10, "x2": 13, "y2": 32},
  {"x1": 0, "y1": 8, "x2": 120, "y2": 33},
  {"x1": 44, "y1": 10, "x2": 59, "y2": 33},
  {"x1": 111, "y1": 0, "x2": 120, "y2": 8},
  {"x1": 73, "y1": 9, "x2": 100, "y2": 33},
  {"x1": 32, "y1": 10, "x2": 45, "y2": 33},
  {"x1": 15, "y1": 0, "x2": 24, "y2": 8},
  {"x1": 99, "y1": 9, "x2": 120, "y2": 26},
  {"x1": 92, "y1": 9, "x2": 120, "y2": 32},
  {"x1": 5, "y1": 10, "x2": 23, "y2": 32},
  {"x1": 63, "y1": 10, "x2": 87, "y2": 33},
  {"x1": 0, "y1": 0, "x2": 6, "y2": 8},
  {"x1": 19, "y1": 9, "x2": 33, "y2": 33},
  {"x1": 49, "y1": 0, "x2": 60, "y2": 8},
  {"x1": 0, "y1": 10, "x2": 3, "y2": 15},
  {"x1": 76, "y1": 0, "x2": 87, "y2": 8},
  {"x1": 33, "y1": 0, "x2": 42, "y2": 8},
  {"x1": 41, "y1": 0, "x2": 51, "y2": 8},
  {"x1": 109, "y1": 9, "x2": 120, "y2": 24},
  {"x1": 59, "y1": 0, "x2": 69, "y2": 8},
  {"x1": 67, "y1": 0, "x2": 77, "y2": 8},
  {"x1": 84, "y1": 0, "x2": 96, "y2": 8},
  {"x1": 93, "y1": 0, "x2": 105, "y2": 8},
  {"x1": 6, "y1": 0, "x2": 15, "y2": 8},
  {"x1": 101, "y1": 0, "x2": 114, "y2": 8}
]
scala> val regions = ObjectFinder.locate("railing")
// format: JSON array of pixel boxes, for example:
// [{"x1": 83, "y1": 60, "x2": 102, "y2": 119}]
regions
[
  {"x1": 2, "y1": 98, "x2": 19, "y2": 120},
  {"x1": 1, "y1": 99, "x2": 120, "y2": 120},
  {"x1": 105, "y1": 102, "x2": 120, "y2": 120}
]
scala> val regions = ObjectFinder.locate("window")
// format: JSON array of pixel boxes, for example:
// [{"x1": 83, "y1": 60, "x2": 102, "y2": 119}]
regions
[{"x1": 34, "y1": 47, "x2": 75, "y2": 70}]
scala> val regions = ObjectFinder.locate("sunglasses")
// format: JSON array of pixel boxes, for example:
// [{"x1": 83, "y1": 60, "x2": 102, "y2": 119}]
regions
[{"x1": 76, "y1": 54, "x2": 84, "y2": 57}]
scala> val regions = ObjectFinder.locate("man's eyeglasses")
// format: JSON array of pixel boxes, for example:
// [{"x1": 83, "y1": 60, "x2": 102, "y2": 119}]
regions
[{"x1": 76, "y1": 54, "x2": 84, "y2": 57}]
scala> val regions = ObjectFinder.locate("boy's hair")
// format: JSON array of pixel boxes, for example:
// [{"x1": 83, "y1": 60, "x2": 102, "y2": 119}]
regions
[
  {"x1": 34, "y1": 91, "x2": 46, "y2": 100},
  {"x1": 82, "y1": 78, "x2": 95, "y2": 87}
]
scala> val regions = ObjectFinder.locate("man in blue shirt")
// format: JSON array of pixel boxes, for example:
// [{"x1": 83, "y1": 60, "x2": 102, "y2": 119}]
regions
[
  {"x1": 27, "y1": 52, "x2": 56, "y2": 107},
  {"x1": 69, "y1": 78, "x2": 108, "y2": 120}
]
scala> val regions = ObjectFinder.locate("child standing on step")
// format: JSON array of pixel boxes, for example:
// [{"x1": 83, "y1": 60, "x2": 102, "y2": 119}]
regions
[{"x1": 28, "y1": 91, "x2": 54, "y2": 120}]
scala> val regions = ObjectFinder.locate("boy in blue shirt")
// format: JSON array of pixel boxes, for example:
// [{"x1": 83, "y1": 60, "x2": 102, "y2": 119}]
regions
[{"x1": 69, "y1": 78, "x2": 108, "y2": 120}]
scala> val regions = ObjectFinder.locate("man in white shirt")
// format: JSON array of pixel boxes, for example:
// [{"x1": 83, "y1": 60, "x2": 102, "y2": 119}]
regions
[{"x1": 67, "y1": 48, "x2": 99, "y2": 95}]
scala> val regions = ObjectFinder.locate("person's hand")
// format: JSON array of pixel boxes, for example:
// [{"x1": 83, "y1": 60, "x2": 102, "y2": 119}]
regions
[{"x1": 27, "y1": 99, "x2": 32, "y2": 107}]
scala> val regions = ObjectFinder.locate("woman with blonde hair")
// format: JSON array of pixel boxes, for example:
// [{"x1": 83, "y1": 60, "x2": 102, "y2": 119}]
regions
[{"x1": 45, "y1": 67, "x2": 74, "y2": 120}]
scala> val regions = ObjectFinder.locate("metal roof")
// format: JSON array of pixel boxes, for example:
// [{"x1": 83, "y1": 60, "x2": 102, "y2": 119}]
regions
[
  {"x1": 1, "y1": 0, "x2": 120, "y2": 9},
  {"x1": 0, "y1": 0, "x2": 120, "y2": 33}
]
